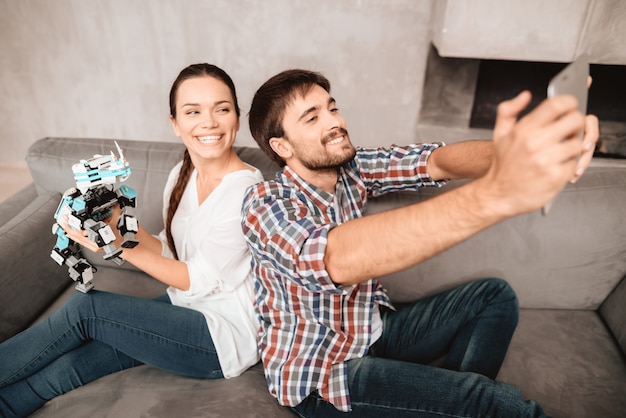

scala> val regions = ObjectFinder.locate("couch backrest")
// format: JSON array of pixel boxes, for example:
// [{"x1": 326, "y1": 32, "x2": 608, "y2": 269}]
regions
[
  {"x1": 26, "y1": 137, "x2": 626, "y2": 310},
  {"x1": 369, "y1": 161, "x2": 626, "y2": 310},
  {"x1": 26, "y1": 137, "x2": 280, "y2": 232}
]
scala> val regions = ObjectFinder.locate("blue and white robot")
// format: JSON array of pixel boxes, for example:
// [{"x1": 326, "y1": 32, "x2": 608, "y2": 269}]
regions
[{"x1": 50, "y1": 142, "x2": 139, "y2": 293}]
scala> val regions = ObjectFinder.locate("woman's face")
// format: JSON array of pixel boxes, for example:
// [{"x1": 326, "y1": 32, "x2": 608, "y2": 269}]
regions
[{"x1": 170, "y1": 76, "x2": 240, "y2": 162}]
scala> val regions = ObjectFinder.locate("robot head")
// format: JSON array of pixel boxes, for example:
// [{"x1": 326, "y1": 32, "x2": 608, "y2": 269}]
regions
[{"x1": 72, "y1": 141, "x2": 132, "y2": 193}]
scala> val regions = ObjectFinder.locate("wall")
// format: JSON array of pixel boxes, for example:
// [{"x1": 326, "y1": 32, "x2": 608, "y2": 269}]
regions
[
  {"x1": 0, "y1": 0, "x2": 434, "y2": 163},
  {"x1": 2, "y1": 1, "x2": 623, "y2": 165}
]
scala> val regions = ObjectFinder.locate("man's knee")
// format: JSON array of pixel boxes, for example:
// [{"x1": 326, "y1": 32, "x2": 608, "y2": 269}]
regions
[{"x1": 480, "y1": 277, "x2": 519, "y2": 323}]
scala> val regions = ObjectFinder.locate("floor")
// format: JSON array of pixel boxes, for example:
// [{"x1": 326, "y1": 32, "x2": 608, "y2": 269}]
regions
[{"x1": 0, "y1": 162, "x2": 33, "y2": 204}]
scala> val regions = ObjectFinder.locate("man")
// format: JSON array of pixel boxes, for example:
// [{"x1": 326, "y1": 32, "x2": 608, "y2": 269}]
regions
[{"x1": 242, "y1": 69, "x2": 598, "y2": 417}]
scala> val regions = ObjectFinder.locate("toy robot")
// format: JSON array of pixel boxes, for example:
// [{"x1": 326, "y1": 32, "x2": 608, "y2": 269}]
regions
[{"x1": 50, "y1": 142, "x2": 139, "y2": 293}]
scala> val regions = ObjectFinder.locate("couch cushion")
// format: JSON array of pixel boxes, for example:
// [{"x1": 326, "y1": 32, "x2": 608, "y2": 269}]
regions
[
  {"x1": 33, "y1": 265, "x2": 169, "y2": 325},
  {"x1": 30, "y1": 362, "x2": 292, "y2": 418},
  {"x1": 0, "y1": 192, "x2": 71, "y2": 342},
  {"x1": 26, "y1": 137, "x2": 188, "y2": 237},
  {"x1": 600, "y1": 274, "x2": 626, "y2": 355},
  {"x1": 498, "y1": 309, "x2": 626, "y2": 418}
]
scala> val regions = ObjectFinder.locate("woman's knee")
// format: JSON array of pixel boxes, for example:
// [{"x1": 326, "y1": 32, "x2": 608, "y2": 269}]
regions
[{"x1": 58, "y1": 290, "x2": 111, "y2": 322}]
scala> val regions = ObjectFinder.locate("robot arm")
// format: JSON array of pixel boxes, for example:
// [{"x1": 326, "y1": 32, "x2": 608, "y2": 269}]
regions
[
  {"x1": 116, "y1": 184, "x2": 139, "y2": 249},
  {"x1": 83, "y1": 218, "x2": 124, "y2": 265},
  {"x1": 51, "y1": 223, "x2": 97, "y2": 293}
]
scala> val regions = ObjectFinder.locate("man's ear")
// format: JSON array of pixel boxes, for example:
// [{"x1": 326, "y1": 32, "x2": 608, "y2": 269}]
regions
[{"x1": 269, "y1": 137, "x2": 293, "y2": 160}]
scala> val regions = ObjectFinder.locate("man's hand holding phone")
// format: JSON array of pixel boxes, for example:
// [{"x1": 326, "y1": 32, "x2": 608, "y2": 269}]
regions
[{"x1": 542, "y1": 56, "x2": 598, "y2": 215}]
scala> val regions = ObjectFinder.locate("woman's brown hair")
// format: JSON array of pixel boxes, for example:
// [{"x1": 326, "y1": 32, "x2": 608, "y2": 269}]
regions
[{"x1": 165, "y1": 63, "x2": 240, "y2": 259}]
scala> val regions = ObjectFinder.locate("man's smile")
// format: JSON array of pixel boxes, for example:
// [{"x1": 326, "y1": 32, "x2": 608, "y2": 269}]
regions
[{"x1": 326, "y1": 135, "x2": 345, "y2": 146}]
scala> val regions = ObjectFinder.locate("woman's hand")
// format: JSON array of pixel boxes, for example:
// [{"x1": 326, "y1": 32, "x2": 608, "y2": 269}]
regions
[
  {"x1": 61, "y1": 216, "x2": 103, "y2": 253},
  {"x1": 60, "y1": 205, "x2": 124, "y2": 253}
]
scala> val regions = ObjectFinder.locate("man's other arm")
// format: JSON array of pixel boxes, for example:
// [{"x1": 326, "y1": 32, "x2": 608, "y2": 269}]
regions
[{"x1": 427, "y1": 140, "x2": 493, "y2": 181}]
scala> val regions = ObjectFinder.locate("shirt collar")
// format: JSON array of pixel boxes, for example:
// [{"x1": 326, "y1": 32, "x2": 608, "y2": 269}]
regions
[{"x1": 279, "y1": 165, "x2": 339, "y2": 210}]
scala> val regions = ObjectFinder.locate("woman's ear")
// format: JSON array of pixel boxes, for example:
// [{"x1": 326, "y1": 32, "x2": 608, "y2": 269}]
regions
[
  {"x1": 269, "y1": 137, "x2": 292, "y2": 160},
  {"x1": 170, "y1": 115, "x2": 181, "y2": 137}
]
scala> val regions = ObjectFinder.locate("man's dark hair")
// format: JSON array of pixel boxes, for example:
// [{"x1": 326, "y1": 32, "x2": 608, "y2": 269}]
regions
[{"x1": 248, "y1": 69, "x2": 331, "y2": 167}]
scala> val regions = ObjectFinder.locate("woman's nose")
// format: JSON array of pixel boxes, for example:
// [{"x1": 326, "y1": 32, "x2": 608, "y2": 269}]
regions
[{"x1": 201, "y1": 112, "x2": 218, "y2": 128}]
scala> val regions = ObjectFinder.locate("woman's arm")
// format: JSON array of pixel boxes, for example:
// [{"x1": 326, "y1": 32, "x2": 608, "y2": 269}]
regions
[
  {"x1": 62, "y1": 207, "x2": 192, "y2": 291},
  {"x1": 119, "y1": 242, "x2": 191, "y2": 290}
]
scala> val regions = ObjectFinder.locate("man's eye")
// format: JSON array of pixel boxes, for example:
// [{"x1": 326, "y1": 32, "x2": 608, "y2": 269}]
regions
[
  {"x1": 330, "y1": 107, "x2": 339, "y2": 113},
  {"x1": 307, "y1": 116, "x2": 317, "y2": 123}
]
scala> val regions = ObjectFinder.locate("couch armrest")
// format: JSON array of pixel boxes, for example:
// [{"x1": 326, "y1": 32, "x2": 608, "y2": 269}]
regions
[
  {"x1": 0, "y1": 183, "x2": 37, "y2": 226},
  {"x1": 600, "y1": 275, "x2": 626, "y2": 356},
  {"x1": 0, "y1": 192, "x2": 72, "y2": 342}
]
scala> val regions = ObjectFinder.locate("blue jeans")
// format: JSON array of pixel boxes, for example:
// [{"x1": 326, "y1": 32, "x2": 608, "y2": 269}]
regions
[
  {"x1": 292, "y1": 278, "x2": 548, "y2": 417},
  {"x1": 0, "y1": 291, "x2": 222, "y2": 417}
]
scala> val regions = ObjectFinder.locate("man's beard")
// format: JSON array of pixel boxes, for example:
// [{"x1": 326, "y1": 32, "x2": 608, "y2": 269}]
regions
[
  {"x1": 300, "y1": 145, "x2": 357, "y2": 170},
  {"x1": 290, "y1": 128, "x2": 357, "y2": 170}
]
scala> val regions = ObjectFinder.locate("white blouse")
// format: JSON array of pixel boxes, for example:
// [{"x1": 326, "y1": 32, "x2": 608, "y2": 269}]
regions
[{"x1": 157, "y1": 161, "x2": 263, "y2": 378}]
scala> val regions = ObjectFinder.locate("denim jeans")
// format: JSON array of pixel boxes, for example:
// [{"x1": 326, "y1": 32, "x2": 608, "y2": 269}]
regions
[
  {"x1": 0, "y1": 291, "x2": 222, "y2": 417},
  {"x1": 292, "y1": 278, "x2": 548, "y2": 417}
]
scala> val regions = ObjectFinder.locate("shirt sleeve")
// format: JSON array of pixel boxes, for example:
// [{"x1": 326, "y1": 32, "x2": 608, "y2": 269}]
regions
[
  {"x1": 242, "y1": 183, "x2": 343, "y2": 295},
  {"x1": 355, "y1": 143, "x2": 446, "y2": 197}
]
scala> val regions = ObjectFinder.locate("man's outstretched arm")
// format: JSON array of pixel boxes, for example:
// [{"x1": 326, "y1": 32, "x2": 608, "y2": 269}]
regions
[{"x1": 325, "y1": 91, "x2": 598, "y2": 286}]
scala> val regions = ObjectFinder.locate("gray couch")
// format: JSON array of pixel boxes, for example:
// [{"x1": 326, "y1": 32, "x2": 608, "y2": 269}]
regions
[{"x1": 1, "y1": 136, "x2": 625, "y2": 417}]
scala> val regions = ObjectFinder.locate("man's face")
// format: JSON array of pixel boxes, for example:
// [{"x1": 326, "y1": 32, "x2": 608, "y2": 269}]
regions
[{"x1": 276, "y1": 85, "x2": 356, "y2": 170}]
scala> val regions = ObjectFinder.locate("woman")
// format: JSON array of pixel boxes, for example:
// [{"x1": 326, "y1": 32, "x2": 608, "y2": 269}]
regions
[{"x1": 0, "y1": 63, "x2": 263, "y2": 417}]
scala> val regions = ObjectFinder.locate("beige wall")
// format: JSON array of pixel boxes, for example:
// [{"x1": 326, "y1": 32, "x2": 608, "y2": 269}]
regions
[{"x1": 0, "y1": 0, "x2": 434, "y2": 163}]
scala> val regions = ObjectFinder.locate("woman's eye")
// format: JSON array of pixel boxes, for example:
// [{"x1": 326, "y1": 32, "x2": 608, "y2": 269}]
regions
[{"x1": 186, "y1": 110, "x2": 199, "y2": 115}]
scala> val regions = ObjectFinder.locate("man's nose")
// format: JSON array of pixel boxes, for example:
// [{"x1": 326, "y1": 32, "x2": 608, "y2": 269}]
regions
[{"x1": 323, "y1": 109, "x2": 341, "y2": 130}]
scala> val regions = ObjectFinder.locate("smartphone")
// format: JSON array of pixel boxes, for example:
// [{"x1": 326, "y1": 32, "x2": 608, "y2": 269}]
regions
[{"x1": 541, "y1": 56, "x2": 589, "y2": 216}]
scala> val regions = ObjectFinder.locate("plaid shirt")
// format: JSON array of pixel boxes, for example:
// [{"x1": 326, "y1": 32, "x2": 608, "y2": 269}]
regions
[{"x1": 241, "y1": 143, "x2": 444, "y2": 411}]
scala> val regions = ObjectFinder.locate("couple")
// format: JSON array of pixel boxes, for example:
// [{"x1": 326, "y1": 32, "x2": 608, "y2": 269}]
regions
[{"x1": 0, "y1": 63, "x2": 598, "y2": 417}]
